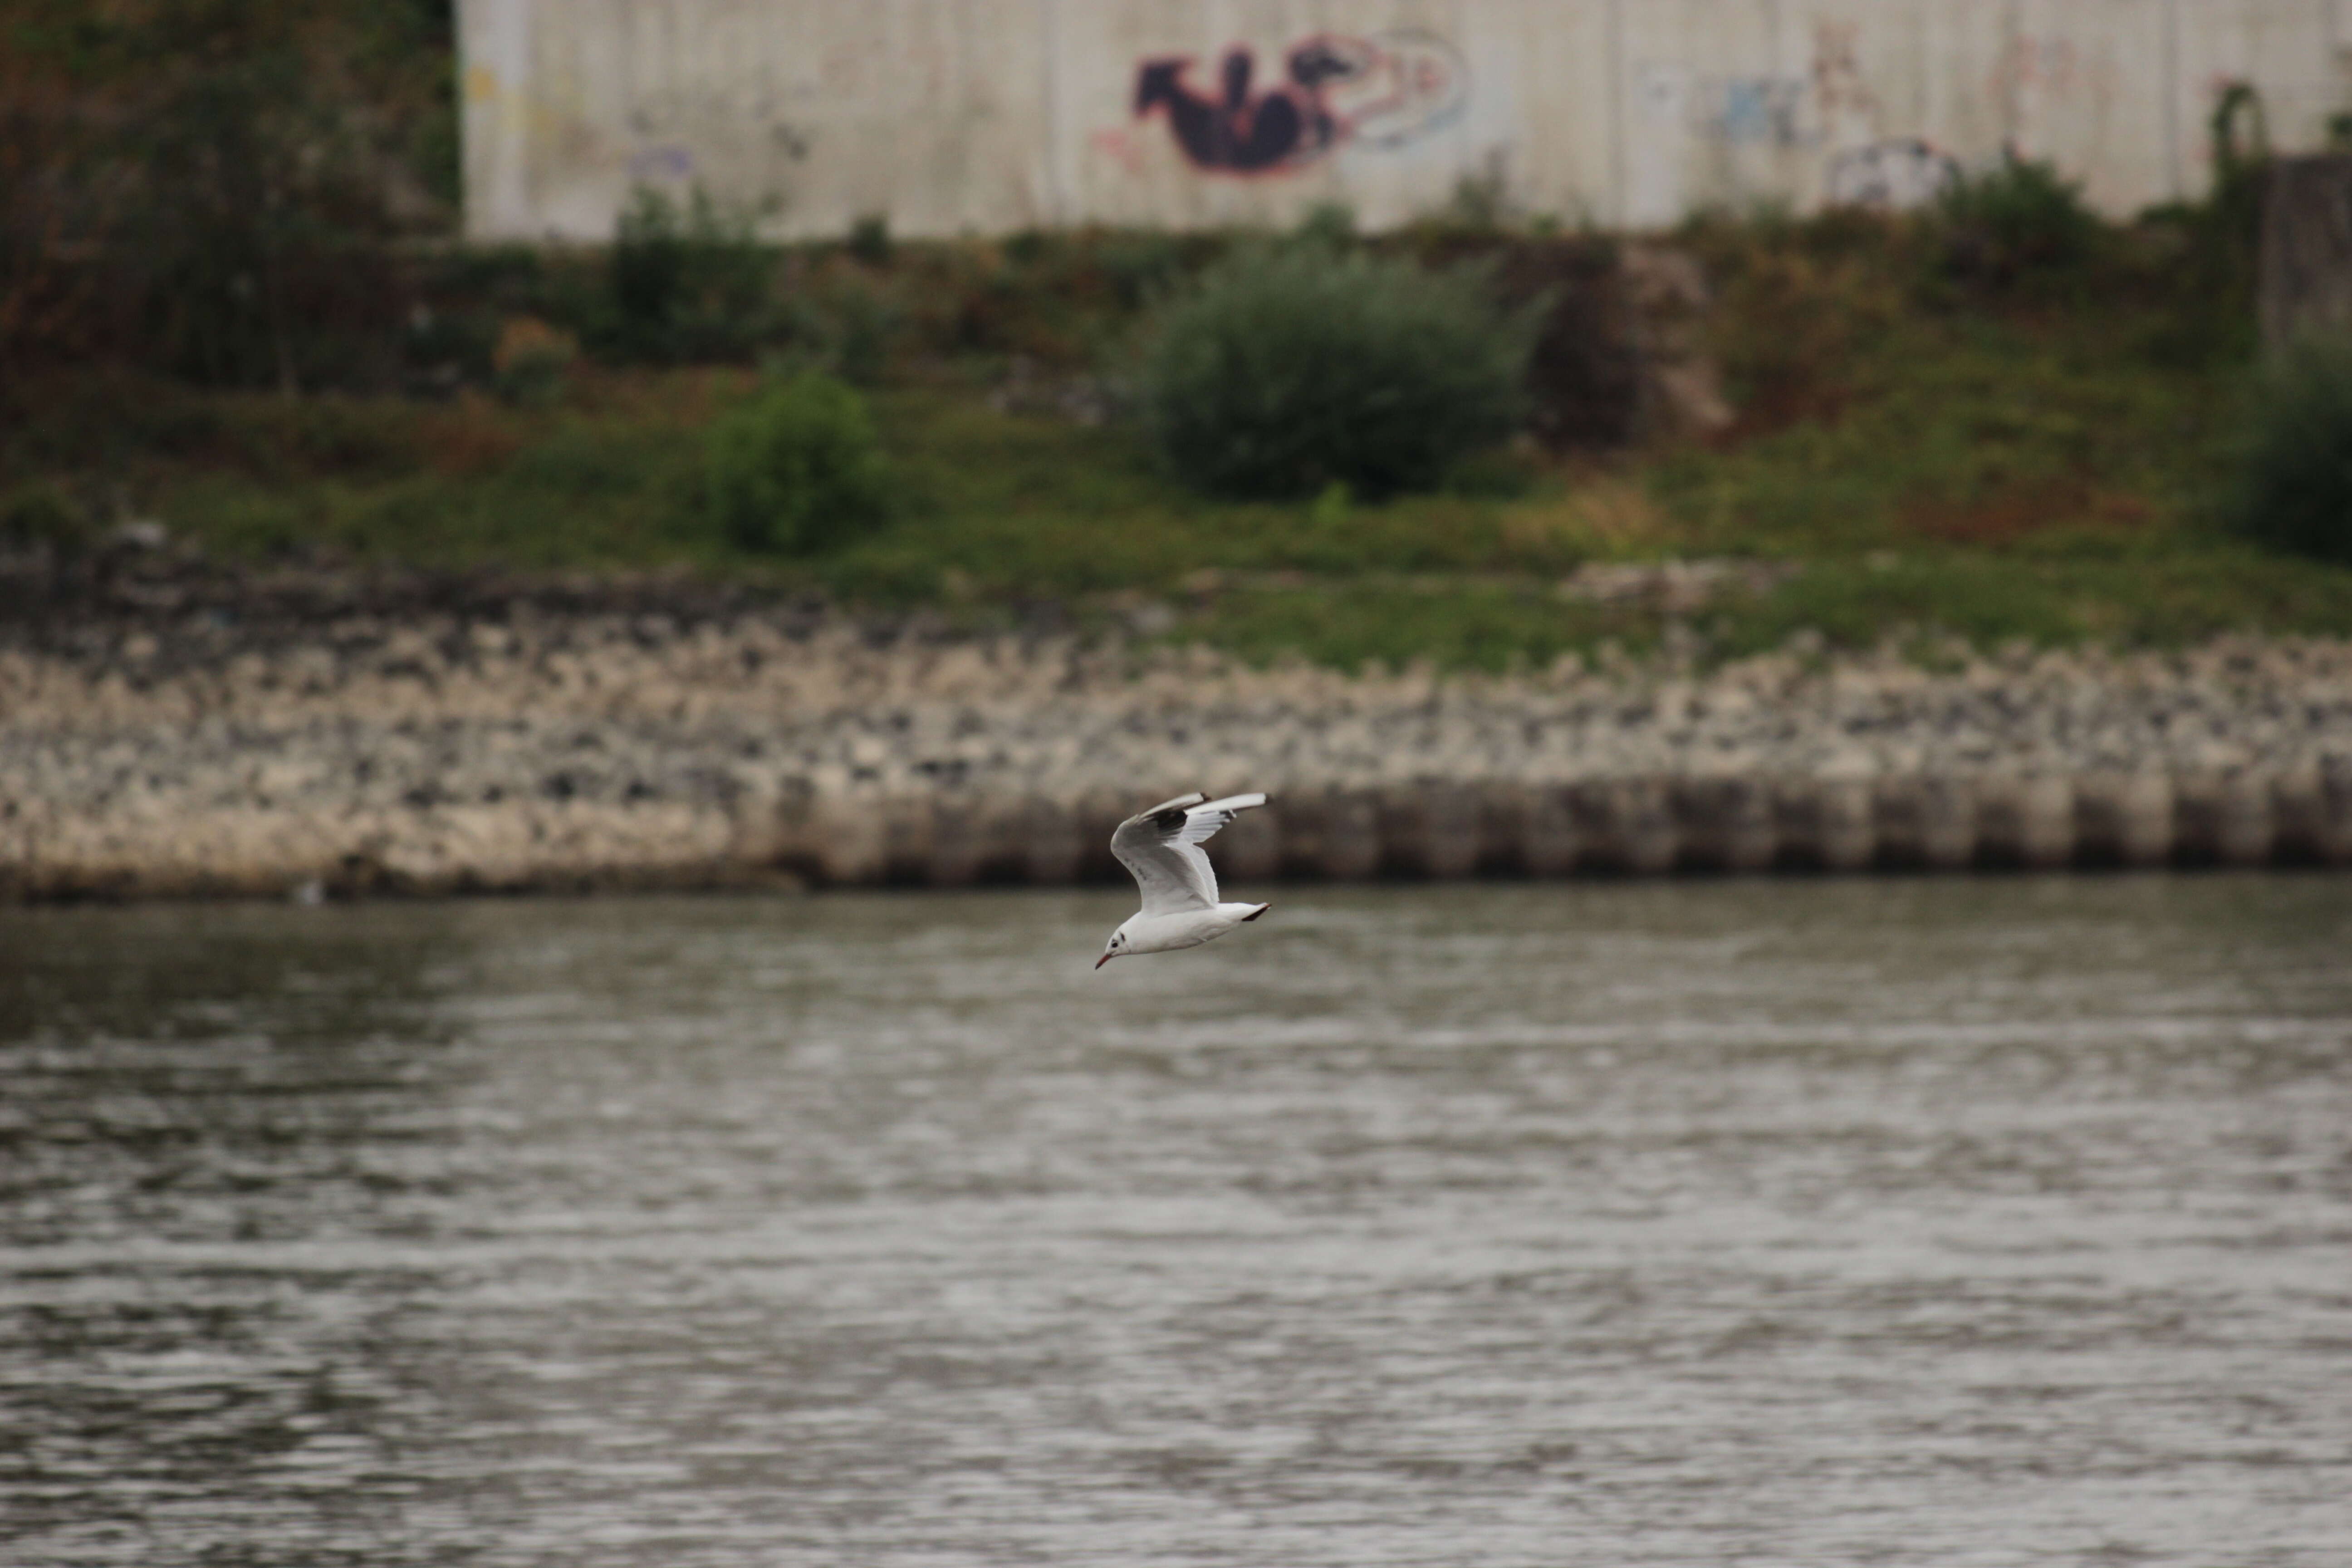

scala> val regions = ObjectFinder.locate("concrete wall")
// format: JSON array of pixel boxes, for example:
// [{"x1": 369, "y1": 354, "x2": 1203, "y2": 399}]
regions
[{"x1": 459, "y1": 0, "x2": 2352, "y2": 240}]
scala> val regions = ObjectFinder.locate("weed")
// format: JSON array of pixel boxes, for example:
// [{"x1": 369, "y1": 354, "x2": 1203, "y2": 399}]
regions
[
  {"x1": 1932, "y1": 154, "x2": 2103, "y2": 296},
  {"x1": 490, "y1": 317, "x2": 578, "y2": 407},
  {"x1": 846, "y1": 214, "x2": 894, "y2": 267},
  {"x1": 786, "y1": 280, "x2": 900, "y2": 386},
  {"x1": 599, "y1": 186, "x2": 780, "y2": 364},
  {"x1": 1294, "y1": 202, "x2": 1358, "y2": 250},
  {"x1": 706, "y1": 372, "x2": 892, "y2": 555}
]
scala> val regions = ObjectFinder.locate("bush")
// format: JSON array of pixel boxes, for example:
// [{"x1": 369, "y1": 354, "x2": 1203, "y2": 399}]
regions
[
  {"x1": 600, "y1": 187, "x2": 778, "y2": 364},
  {"x1": 1933, "y1": 154, "x2": 2103, "y2": 292},
  {"x1": 1137, "y1": 244, "x2": 1533, "y2": 499},
  {"x1": 705, "y1": 372, "x2": 891, "y2": 554},
  {"x1": 2225, "y1": 337, "x2": 2352, "y2": 564}
]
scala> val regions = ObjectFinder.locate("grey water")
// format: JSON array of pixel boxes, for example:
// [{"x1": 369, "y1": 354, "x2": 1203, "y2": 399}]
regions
[{"x1": 2, "y1": 877, "x2": 2349, "y2": 1568}]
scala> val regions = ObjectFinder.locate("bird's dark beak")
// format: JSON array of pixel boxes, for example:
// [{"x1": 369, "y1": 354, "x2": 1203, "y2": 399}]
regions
[{"x1": 1095, "y1": 952, "x2": 1113, "y2": 970}]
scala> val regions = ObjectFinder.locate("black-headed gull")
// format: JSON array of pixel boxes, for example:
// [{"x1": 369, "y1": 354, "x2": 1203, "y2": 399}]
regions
[{"x1": 1096, "y1": 791, "x2": 1271, "y2": 969}]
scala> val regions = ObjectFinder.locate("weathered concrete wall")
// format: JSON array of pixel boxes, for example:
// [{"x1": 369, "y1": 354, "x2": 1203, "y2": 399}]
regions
[{"x1": 460, "y1": 0, "x2": 2352, "y2": 240}]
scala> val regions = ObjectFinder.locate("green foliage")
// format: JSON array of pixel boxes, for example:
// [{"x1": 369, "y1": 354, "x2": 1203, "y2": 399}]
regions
[
  {"x1": 12, "y1": 199, "x2": 2347, "y2": 672},
  {"x1": 1653, "y1": 323, "x2": 2223, "y2": 556},
  {"x1": 1138, "y1": 244, "x2": 1533, "y2": 499},
  {"x1": 1441, "y1": 169, "x2": 1515, "y2": 233},
  {"x1": 705, "y1": 373, "x2": 891, "y2": 554},
  {"x1": 1932, "y1": 154, "x2": 2103, "y2": 294},
  {"x1": 786, "y1": 280, "x2": 900, "y2": 385},
  {"x1": 599, "y1": 186, "x2": 779, "y2": 364},
  {"x1": 1089, "y1": 231, "x2": 1198, "y2": 311},
  {"x1": 2224, "y1": 336, "x2": 2352, "y2": 564},
  {"x1": 162, "y1": 407, "x2": 710, "y2": 567},
  {"x1": 4, "y1": 0, "x2": 454, "y2": 387},
  {"x1": 846, "y1": 214, "x2": 893, "y2": 267},
  {"x1": 2131, "y1": 81, "x2": 2267, "y2": 368},
  {"x1": 1293, "y1": 202, "x2": 1357, "y2": 250},
  {"x1": 2210, "y1": 81, "x2": 2269, "y2": 194}
]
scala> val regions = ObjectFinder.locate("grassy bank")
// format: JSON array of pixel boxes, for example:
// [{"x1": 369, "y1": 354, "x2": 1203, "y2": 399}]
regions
[{"x1": 9, "y1": 211, "x2": 2352, "y2": 671}]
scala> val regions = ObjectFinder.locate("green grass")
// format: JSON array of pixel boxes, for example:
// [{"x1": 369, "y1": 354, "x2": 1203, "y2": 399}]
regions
[
  {"x1": 838, "y1": 389, "x2": 1579, "y2": 600},
  {"x1": 10, "y1": 217, "x2": 2352, "y2": 671},
  {"x1": 1649, "y1": 314, "x2": 2230, "y2": 558},
  {"x1": 162, "y1": 418, "x2": 714, "y2": 568}
]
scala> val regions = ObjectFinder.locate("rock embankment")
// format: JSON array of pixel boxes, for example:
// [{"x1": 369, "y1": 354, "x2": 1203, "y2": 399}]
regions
[{"x1": 5, "y1": 595, "x2": 2351, "y2": 899}]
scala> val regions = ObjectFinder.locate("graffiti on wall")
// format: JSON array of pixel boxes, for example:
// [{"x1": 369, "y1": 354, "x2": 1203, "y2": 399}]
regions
[
  {"x1": 1825, "y1": 138, "x2": 1960, "y2": 208},
  {"x1": 1715, "y1": 75, "x2": 1806, "y2": 146},
  {"x1": 1650, "y1": 22, "x2": 1955, "y2": 213},
  {"x1": 1132, "y1": 31, "x2": 1466, "y2": 174}
]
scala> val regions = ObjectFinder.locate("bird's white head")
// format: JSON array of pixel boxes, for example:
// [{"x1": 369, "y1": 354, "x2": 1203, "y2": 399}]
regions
[{"x1": 1095, "y1": 926, "x2": 1131, "y2": 970}]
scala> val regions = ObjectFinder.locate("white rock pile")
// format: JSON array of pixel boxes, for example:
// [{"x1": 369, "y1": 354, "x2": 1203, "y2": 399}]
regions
[{"x1": 4, "y1": 610, "x2": 2350, "y2": 898}]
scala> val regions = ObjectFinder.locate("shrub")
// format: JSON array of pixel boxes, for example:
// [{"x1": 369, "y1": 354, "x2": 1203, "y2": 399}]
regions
[
  {"x1": 1933, "y1": 154, "x2": 2103, "y2": 292},
  {"x1": 1137, "y1": 244, "x2": 1533, "y2": 499},
  {"x1": 705, "y1": 372, "x2": 890, "y2": 554},
  {"x1": 601, "y1": 186, "x2": 778, "y2": 364},
  {"x1": 784, "y1": 281, "x2": 900, "y2": 385},
  {"x1": 1090, "y1": 230, "x2": 1196, "y2": 310},
  {"x1": 2225, "y1": 337, "x2": 2352, "y2": 564},
  {"x1": 846, "y1": 214, "x2": 893, "y2": 267}
]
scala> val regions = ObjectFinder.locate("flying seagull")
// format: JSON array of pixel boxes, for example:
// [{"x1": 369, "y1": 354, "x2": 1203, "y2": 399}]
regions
[{"x1": 1097, "y1": 791, "x2": 1271, "y2": 969}]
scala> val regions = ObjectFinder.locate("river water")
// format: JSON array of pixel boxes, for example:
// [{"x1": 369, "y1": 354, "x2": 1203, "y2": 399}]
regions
[{"x1": 2, "y1": 877, "x2": 2348, "y2": 1567}]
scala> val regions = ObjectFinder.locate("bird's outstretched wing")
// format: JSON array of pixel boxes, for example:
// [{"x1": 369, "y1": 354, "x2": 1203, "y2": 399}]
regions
[{"x1": 1110, "y1": 791, "x2": 1268, "y2": 914}]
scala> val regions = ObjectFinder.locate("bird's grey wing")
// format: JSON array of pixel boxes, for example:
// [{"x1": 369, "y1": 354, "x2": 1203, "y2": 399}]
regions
[
  {"x1": 1170, "y1": 793, "x2": 1268, "y2": 906},
  {"x1": 1110, "y1": 791, "x2": 1269, "y2": 914},
  {"x1": 1111, "y1": 793, "x2": 1213, "y2": 914},
  {"x1": 1176, "y1": 793, "x2": 1267, "y2": 848}
]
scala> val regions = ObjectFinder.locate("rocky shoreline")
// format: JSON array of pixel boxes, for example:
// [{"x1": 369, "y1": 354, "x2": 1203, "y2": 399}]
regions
[{"x1": 4, "y1": 553, "x2": 2350, "y2": 900}]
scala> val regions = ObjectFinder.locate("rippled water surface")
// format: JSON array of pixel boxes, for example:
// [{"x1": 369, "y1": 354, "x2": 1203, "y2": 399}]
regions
[{"x1": 4, "y1": 877, "x2": 2350, "y2": 1566}]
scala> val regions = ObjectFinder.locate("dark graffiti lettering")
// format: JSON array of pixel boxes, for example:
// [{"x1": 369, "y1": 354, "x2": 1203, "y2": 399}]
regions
[
  {"x1": 1133, "y1": 49, "x2": 1336, "y2": 173},
  {"x1": 1134, "y1": 31, "x2": 1466, "y2": 176}
]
